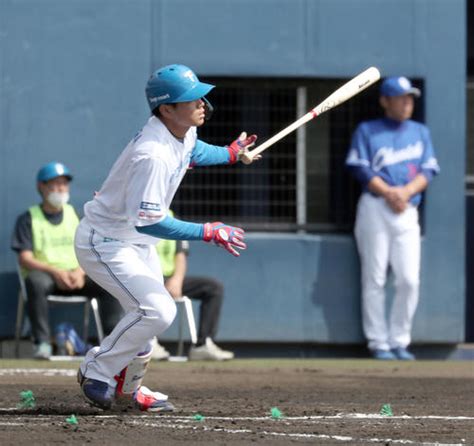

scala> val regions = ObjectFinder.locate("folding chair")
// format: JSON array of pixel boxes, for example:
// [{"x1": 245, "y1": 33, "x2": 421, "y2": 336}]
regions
[
  {"x1": 174, "y1": 296, "x2": 197, "y2": 357},
  {"x1": 14, "y1": 262, "x2": 105, "y2": 358}
]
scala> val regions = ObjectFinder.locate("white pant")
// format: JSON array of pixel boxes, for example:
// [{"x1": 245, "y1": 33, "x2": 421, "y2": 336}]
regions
[
  {"x1": 74, "y1": 219, "x2": 177, "y2": 386},
  {"x1": 354, "y1": 194, "x2": 420, "y2": 351}
]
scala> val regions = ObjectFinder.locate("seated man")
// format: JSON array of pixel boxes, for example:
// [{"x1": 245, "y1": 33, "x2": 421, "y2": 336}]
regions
[
  {"x1": 11, "y1": 162, "x2": 123, "y2": 359},
  {"x1": 154, "y1": 233, "x2": 234, "y2": 361}
]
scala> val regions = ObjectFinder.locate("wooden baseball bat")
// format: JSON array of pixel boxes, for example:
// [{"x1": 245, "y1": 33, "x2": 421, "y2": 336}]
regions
[{"x1": 240, "y1": 66, "x2": 381, "y2": 163}]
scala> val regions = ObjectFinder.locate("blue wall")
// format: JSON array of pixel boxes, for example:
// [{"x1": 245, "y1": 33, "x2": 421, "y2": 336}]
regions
[{"x1": 0, "y1": 0, "x2": 466, "y2": 343}]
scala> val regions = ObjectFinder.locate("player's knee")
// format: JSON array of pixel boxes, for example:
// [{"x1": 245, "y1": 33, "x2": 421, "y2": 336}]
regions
[
  {"x1": 161, "y1": 299, "x2": 177, "y2": 329},
  {"x1": 397, "y1": 275, "x2": 419, "y2": 294},
  {"x1": 148, "y1": 297, "x2": 177, "y2": 331},
  {"x1": 363, "y1": 273, "x2": 386, "y2": 290}
]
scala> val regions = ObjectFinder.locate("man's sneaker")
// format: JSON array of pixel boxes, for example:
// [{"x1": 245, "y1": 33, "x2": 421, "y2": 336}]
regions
[
  {"x1": 33, "y1": 342, "x2": 52, "y2": 360},
  {"x1": 391, "y1": 347, "x2": 416, "y2": 361},
  {"x1": 206, "y1": 338, "x2": 234, "y2": 360},
  {"x1": 189, "y1": 337, "x2": 234, "y2": 361},
  {"x1": 134, "y1": 386, "x2": 175, "y2": 412},
  {"x1": 371, "y1": 349, "x2": 396, "y2": 360},
  {"x1": 77, "y1": 369, "x2": 114, "y2": 410},
  {"x1": 151, "y1": 339, "x2": 170, "y2": 361}
]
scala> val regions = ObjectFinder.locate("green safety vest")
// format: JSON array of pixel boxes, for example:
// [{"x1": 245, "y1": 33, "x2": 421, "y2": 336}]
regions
[
  {"x1": 29, "y1": 204, "x2": 79, "y2": 271},
  {"x1": 155, "y1": 210, "x2": 176, "y2": 277},
  {"x1": 156, "y1": 238, "x2": 177, "y2": 278}
]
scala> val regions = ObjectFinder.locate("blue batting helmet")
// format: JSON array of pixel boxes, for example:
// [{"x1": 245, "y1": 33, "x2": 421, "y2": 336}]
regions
[
  {"x1": 37, "y1": 162, "x2": 73, "y2": 182},
  {"x1": 145, "y1": 64, "x2": 215, "y2": 111}
]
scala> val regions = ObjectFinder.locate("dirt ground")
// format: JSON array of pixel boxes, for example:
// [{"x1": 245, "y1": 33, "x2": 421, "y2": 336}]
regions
[{"x1": 0, "y1": 359, "x2": 472, "y2": 445}]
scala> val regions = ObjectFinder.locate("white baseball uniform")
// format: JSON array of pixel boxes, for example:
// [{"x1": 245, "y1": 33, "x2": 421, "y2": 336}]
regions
[
  {"x1": 75, "y1": 116, "x2": 198, "y2": 385},
  {"x1": 346, "y1": 117, "x2": 439, "y2": 352}
]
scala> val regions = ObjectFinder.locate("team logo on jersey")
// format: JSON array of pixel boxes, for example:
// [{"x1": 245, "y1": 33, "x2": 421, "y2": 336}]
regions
[
  {"x1": 372, "y1": 141, "x2": 423, "y2": 172},
  {"x1": 140, "y1": 201, "x2": 161, "y2": 211}
]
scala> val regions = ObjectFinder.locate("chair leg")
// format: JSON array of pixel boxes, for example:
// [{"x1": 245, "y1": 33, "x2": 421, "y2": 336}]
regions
[
  {"x1": 176, "y1": 301, "x2": 185, "y2": 357},
  {"x1": 182, "y1": 297, "x2": 198, "y2": 345},
  {"x1": 14, "y1": 292, "x2": 25, "y2": 359},
  {"x1": 90, "y1": 298, "x2": 104, "y2": 342}
]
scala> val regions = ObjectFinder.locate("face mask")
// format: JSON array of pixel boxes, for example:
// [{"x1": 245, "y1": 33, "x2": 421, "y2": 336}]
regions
[{"x1": 46, "y1": 191, "x2": 70, "y2": 209}]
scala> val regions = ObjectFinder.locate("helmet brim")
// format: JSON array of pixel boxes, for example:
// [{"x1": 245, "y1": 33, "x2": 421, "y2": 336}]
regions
[
  {"x1": 172, "y1": 82, "x2": 215, "y2": 103},
  {"x1": 38, "y1": 173, "x2": 73, "y2": 183}
]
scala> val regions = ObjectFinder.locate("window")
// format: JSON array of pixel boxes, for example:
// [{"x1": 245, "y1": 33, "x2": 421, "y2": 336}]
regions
[{"x1": 172, "y1": 77, "x2": 423, "y2": 232}]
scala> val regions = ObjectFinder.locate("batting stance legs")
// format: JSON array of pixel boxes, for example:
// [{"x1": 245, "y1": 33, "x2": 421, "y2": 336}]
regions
[
  {"x1": 74, "y1": 219, "x2": 177, "y2": 410},
  {"x1": 355, "y1": 194, "x2": 420, "y2": 353}
]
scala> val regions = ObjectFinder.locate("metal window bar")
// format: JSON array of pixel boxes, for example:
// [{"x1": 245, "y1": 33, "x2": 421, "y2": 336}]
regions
[{"x1": 296, "y1": 86, "x2": 307, "y2": 229}]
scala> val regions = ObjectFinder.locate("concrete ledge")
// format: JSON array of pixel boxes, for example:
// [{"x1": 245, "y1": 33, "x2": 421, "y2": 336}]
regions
[{"x1": 3, "y1": 339, "x2": 472, "y2": 361}]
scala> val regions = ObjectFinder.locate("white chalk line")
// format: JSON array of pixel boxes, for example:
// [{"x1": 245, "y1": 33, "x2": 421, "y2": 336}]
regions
[
  {"x1": 131, "y1": 420, "x2": 467, "y2": 445},
  {"x1": 0, "y1": 411, "x2": 472, "y2": 421},
  {"x1": 0, "y1": 413, "x2": 469, "y2": 445},
  {"x1": 0, "y1": 368, "x2": 77, "y2": 377}
]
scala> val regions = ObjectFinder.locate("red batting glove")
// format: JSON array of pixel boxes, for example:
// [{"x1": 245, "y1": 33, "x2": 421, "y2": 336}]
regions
[
  {"x1": 227, "y1": 132, "x2": 258, "y2": 164},
  {"x1": 203, "y1": 222, "x2": 246, "y2": 257}
]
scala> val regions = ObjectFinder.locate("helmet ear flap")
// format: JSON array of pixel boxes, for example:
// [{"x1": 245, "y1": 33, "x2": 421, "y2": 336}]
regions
[{"x1": 203, "y1": 97, "x2": 214, "y2": 121}]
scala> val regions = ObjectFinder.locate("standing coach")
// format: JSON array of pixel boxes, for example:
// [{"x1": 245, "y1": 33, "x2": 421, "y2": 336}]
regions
[{"x1": 345, "y1": 77, "x2": 440, "y2": 360}]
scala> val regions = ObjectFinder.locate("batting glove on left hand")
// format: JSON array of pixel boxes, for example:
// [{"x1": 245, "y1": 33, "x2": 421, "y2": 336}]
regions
[
  {"x1": 227, "y1": 132, "x2": 259, "y2": 164},
  {"x1": 203, "y1": 222, "x2": 246, "y2": 257}
]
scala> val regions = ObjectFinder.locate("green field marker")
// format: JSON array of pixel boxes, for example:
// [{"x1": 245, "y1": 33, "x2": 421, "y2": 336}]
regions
[
  {"x1": 65, "y1": 414, "x2": 78, "y2": 425},
  {"x1": 380, "y1": 403, "x2": 393, "y2": 416},
  {"x1": 17, "y1": 390, "x2": 36, "y2": 409},
  {"x1": 270, "y1": 407, "x2": 283, "y2": 419},
  {"x1": 193, "y1": 413, "x2": 205, "y2": 422}
]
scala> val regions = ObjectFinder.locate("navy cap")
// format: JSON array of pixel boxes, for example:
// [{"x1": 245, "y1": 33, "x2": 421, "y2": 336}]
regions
[{"x1": 380, "y1": 77, "x2": 421, "y2": 98}]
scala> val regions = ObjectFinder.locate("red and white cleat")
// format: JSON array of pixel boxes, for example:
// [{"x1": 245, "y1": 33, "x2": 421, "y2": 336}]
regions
[{"x1": 134, "y1": 386, "x2": 175, "y2": 412}]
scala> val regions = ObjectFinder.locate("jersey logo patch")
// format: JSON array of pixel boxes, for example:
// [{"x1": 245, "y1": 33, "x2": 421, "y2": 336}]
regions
[
  {"x1": 140, "y1": 202, "x2": 161, "y2": 211},
  {"x1": 372, "y1": 141, "x2": 423, "y2": 172}
]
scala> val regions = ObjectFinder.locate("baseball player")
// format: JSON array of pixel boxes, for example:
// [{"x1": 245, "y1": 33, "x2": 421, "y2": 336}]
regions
[
  {"x1": 346, "y1": 76, "x2": 440, "y2": 360},
  {"x1": 74, "y1": 64, "x2": 258, "y2": 411}
]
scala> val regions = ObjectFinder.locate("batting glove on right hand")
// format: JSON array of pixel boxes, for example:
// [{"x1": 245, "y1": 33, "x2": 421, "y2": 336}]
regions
[
  {"x1": 203, "y1": 222, "x2": 246, "y2": 257},
  {"x1": 227, "y1": 132, "x2": 259, "y2": 164}
]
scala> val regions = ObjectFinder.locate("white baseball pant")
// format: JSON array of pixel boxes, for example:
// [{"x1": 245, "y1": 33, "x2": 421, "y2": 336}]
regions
[
  {"x1": 74, "y1": 218, "x2": 177, "y2": 386},
  {"x1": 354, "y1": 193, "x2": 420, "y2": 351}
]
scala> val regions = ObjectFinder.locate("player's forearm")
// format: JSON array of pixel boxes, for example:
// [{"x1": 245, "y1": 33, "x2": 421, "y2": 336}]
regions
[
  {"x1": 404, "y1": 174, "x2": 429, "y2": 197},
  {"x1": 136, "y1": 215, "x2": 204, "y2": 240},
  {"x1": 190, "y1": 140, "x2": 230, "y2": 166},
  {"x1": 367, "y1": 176, "x2": 392, "y2": 198}
]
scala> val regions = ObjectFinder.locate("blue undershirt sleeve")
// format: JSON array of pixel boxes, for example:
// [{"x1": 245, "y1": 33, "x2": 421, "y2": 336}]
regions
[
  {"x1": 346, "y1": 124, "x2": 376, "y2": 187},
  {"x1": 347, "y1": 165, "x2": 377, "y2": 187},
  {"x1": 136, "y1": 215, "x2": 204, "y2": 240},
  {"x1": 190, "y1": 140, "x2": 230, "y2": 166},
  {"x1": 419, "y1": 126, "x2": 440, "y2": 181}
]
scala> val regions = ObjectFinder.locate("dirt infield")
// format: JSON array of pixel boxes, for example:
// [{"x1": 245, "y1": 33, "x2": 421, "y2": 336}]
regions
[{"x1": 0, "y1": 359, "x2": 472, "y2": 445}]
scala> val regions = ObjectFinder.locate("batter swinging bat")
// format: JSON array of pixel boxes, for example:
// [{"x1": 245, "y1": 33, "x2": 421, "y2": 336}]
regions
[{"x1": 240, "y1": 66, "x2": 381, "y2": 164}]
